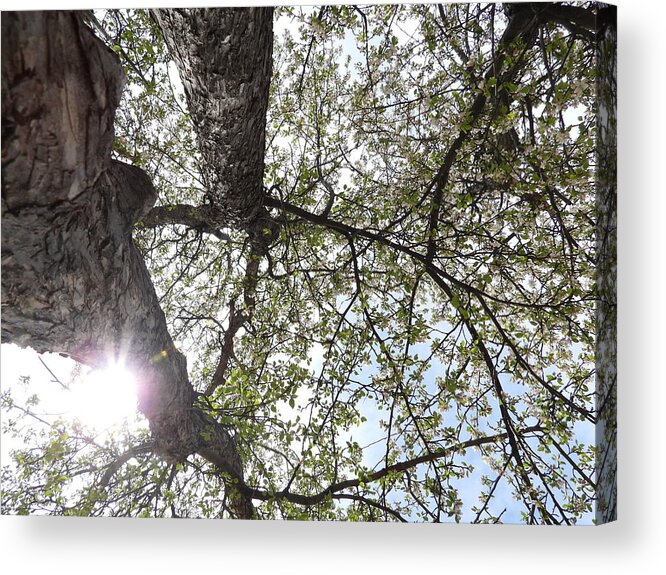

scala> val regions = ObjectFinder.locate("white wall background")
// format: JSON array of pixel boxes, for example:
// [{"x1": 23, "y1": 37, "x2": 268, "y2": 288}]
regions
[{"x1": 1, "y1": 0, "x2": 664, "y2": 572}]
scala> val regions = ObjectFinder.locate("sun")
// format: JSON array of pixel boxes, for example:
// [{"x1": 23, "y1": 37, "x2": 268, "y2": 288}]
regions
[{"x1": 69, "y1": 360, "x2": 138, "y2": 430}]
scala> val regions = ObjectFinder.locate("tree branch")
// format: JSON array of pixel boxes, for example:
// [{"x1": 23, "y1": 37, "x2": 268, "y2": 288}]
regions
[
  {"x1": 141, "y1": 204, "x2": 231, "y2": 241},
  {"x1": 205, "y1": 243, "x2": 261, "y2": 397},
  {"x1": 264, "y1": 194, "x2": 582, "y2": 312},
  {"x1": 238, "y1": 425, "x2": 543, "y2": 507},
  {"x1": 99, "y1": 443, "x2": 154, "y2": 488}
]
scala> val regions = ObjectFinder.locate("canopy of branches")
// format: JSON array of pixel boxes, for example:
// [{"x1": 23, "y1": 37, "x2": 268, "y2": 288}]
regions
[{"x1": 1, "y1": 3, "x2": 613, "y2": 524}]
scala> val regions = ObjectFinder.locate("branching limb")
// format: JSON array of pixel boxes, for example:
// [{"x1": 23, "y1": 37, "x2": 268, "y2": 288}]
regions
[
  {"x1": 237, "y1": 426, "x2": 543, "y2": 507},
  {"x1": 99, "y1": 443, "x2": 154, "y2": 488},
  {"x1": 205, "y1": 243, "x2": 262, "y2": 397},
  {"x1": 141, "y1": 204, "x2": 231, "y2": 241}
]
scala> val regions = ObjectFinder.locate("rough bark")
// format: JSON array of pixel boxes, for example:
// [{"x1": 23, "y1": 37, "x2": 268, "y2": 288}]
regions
[
  {"x1": 150, "y1": 8, "x2": 279, "y2": 251},
  {"x1": 1, "y1": 11, "x2": 253, "y2": 518},
  {"x1": 1, "y1": 11, "x2": 119, "y2": 211},
  {"x1": 140, "y1": 204, "x2": 231, "y2": 241}
]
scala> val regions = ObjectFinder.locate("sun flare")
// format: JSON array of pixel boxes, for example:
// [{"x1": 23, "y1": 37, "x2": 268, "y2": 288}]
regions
[{"x1": 69, "y1": 361, "x2": 138, "y2": 430}]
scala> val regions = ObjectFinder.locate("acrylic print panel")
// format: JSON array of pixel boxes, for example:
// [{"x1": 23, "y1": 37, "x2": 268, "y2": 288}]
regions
[{"x1": 1, "y1": 4, "x2": 616, "y2": 524}]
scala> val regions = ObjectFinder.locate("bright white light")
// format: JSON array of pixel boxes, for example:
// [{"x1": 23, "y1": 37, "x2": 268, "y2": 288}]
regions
[{"x1": 69, "y1": 361, "x2": 138, "y2": 430}]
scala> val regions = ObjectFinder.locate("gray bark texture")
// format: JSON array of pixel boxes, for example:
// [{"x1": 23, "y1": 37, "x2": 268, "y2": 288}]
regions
[
  {"x1": 150, "y1": 8, "x2": 279, "y2": 252},
  {"x1": 1, "y1": 10, "x2": 254, "y2": 518},
  {"x1": 594, "y1": 5, "x2": 617, "y2": 525}
]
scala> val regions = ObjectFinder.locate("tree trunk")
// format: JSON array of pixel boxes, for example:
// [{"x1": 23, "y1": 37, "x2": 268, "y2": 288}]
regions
[
  {"x1": 1, "y1": 10, "x2": 255, "y2": 519},
  {"x1": 150, "y1": 8, "x2": 279, "y2": 251}
]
